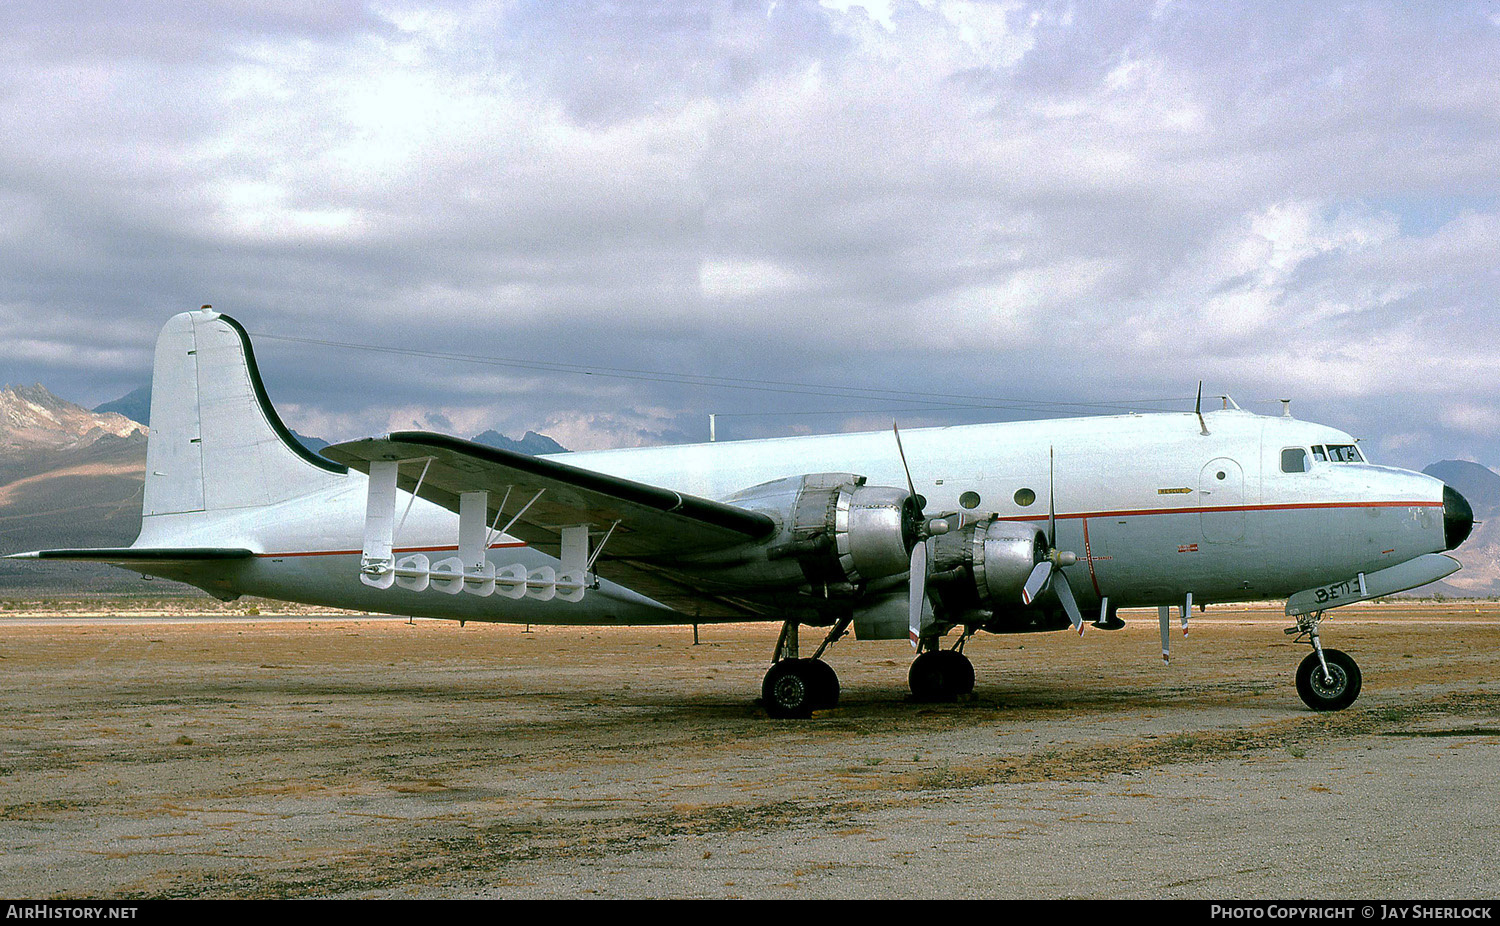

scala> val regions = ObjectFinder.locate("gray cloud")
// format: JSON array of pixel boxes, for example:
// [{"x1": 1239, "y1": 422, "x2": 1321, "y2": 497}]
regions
[{"x1": 1, "y1": 0, "x2": 1498, "y2": 467}]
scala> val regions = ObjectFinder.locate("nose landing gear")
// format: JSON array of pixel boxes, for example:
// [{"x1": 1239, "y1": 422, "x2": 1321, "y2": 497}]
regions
[{"x1": 1286, "y1": 611, "x2": 1363, "y2": 711}]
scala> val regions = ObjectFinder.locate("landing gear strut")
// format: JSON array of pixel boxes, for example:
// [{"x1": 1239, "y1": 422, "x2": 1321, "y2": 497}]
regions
[{"x1": 1287, "y1": 611, "x2": 1362, "y2": 711}]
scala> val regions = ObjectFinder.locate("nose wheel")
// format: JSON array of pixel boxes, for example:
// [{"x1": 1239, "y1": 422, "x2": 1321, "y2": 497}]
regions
[
  {"x1": 1295, "y1": 648, "x2": 1361, "y2": 711},
  {"x1": 1287, "y1": 611, "x2": 1363, "y2": 711}
]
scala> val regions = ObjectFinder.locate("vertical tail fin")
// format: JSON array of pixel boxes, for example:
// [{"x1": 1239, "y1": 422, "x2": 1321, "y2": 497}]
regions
[{"x1": 143, "y1": 308, "x2": 347, "y2": 521}]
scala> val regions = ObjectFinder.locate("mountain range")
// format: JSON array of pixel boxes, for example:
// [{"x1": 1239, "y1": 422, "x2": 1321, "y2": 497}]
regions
[
  {"x1": 97, "y1": 385, "x2": 569, "y2": 459},
  {"x1": 0, "y1": 384, "x2": 568, "y2": 591},
  {"x1": 2, "y1": 384, "x2": 1496, "y2": 598},
  {"x1": 1419, "y1": 460, "x2": 1500, "y2": 597}
]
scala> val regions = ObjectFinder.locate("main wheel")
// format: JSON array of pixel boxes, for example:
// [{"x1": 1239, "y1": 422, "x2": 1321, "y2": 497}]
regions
[
  {"x1": 1295, "y1": 648, "x2": 1362, "y2": 711},
  {"x1": 909, "y1": 650, "x2": 974, "y2": 702},
  {"x1": 805, "y1": 658, "x2": 840, "y2": 710},
  {"x1": 940, "y1": 649, "x2": 975, "y2": 695},
  {"x1": 762, "y1": 659, "x2": 837, "y2": 718}
]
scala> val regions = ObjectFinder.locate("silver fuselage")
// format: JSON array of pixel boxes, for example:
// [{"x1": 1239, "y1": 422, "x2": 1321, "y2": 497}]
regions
[{"x1": 135, "y1": 408, "x2": 1449, "y2": 626}]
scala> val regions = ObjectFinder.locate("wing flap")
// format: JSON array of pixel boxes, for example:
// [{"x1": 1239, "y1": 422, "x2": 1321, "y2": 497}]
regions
[{"x1": 322, "y1": 432, "x2": 774, "y2": 561}]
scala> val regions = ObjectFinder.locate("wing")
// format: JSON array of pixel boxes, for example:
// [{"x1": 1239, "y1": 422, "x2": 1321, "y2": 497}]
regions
[
  {"x1": 5, "y1": 548, "x2": 254, "y2": 563},
  {"x1": 322, "y1": 432, "x2": 777, "y2": 618}
]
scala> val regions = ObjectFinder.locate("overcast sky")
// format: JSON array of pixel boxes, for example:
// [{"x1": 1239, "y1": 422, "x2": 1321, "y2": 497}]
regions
[{"x1": 2, "y1": 0, "x2": 1498, "y2": 468}]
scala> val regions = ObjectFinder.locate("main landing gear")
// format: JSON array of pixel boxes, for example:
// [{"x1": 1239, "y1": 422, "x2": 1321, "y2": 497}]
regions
[
  {"x1": 908, "y1": 637, "x2": 975, "y2": 702},
  {"x1": 1287, "y1": 611, "x2": 1362, "y2": 711},
  {"x1": 761, "y1": 619, "x2": 847, "y2": 719},
  {"x1": 759, "y1": 619, "x2": 980, "y2": 716},
  {"x1": 761, "y1": 658, "x2": 838, "y2": 718}
]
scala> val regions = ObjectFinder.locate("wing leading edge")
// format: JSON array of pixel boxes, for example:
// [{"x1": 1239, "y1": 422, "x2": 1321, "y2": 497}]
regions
[{"x1": 5, "y1": 548, "x2": 255, "y2": 562}]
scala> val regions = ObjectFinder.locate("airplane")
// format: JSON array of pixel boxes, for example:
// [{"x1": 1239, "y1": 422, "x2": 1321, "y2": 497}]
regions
[{"x1": 8, "y1": 308, "x2": 1475, "y2": 717}]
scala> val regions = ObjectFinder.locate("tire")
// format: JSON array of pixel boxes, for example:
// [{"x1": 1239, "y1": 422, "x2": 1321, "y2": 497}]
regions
[
  {"x1": 762, "y1": 659, "x2": 819, "y2": 718},
  {"x1": 909, "y1": 650, "x2": 973, "y2": 702},
  {"x1": 805, "y1": 658, "x2": 840, "y2": 710},
  {"x1": 1296, "y1": 648, "x2": 1362, "y2": 711},
  {"x1": 945, "y1": 650, "x2": 976, "y2": 696},
  {"x1": 908, "y1": 651, "x2": 944, "y2": 702}
]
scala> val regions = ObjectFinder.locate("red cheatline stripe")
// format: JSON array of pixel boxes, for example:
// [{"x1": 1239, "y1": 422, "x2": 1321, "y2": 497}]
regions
[
  {"x1": 251, "y1": 499, "x2": 1438, "y2": 558},
  {"x1": 999, "y1": 499, "x2": 1438, "y2": 523}
]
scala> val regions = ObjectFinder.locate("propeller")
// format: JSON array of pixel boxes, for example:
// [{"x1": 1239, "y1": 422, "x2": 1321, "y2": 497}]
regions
[
  {"x1": 1020, "y1": 447, "x2": 1087, "y2": 635},
  {"x1": 894, "y1": 423, "x2": 947, "y2": 649},
  {"x1": 907, "y1": 537, "x2": 928, "y2": 649}
]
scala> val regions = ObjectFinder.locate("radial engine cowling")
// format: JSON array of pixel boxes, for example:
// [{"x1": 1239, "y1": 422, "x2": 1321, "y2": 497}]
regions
[
  {"x1": 930, "y1": 517, "x2": 1046, "y2": 615},
  {"x1": 713, "y1": 472, "x2": 922, "y2": 589}
]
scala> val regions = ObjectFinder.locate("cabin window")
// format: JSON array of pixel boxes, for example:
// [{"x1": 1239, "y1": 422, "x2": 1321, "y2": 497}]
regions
[
  {"x1": 959, "y1": 491, "x2": 981, "y2": 509},
  {"x1": 1281, "y1": 448, "x2": 1307, "y2": 473},
  {"x1": 1014, "y1": 488, "x2": 1036, "y2": 506}
]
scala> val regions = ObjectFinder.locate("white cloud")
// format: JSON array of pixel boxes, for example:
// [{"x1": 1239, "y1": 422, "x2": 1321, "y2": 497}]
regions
[
  {"x1": 1441, "y1": 403, "x2": 1500, "y2": 437},
  {"x1": 699, "y1": 259, "x2": 811, "y2": 301}
]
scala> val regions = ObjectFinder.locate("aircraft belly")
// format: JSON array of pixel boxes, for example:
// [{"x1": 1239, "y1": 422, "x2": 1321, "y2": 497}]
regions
[{"x1": 1065, "y1": 504, "x2": 1401, "y2": 607}]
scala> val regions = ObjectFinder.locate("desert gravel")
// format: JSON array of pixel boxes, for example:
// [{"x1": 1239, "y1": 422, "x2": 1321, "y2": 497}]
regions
[{"x1": 0, "y1": 601, "x2": 1497, "y2": 899}]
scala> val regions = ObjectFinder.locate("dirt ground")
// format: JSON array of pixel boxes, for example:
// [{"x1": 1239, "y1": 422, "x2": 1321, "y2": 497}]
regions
[{"x1": 1, "y1": 600, "x2": 1498, "y2": 899}]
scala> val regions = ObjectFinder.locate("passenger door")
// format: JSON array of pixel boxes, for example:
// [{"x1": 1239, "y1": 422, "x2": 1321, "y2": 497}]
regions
[{"x1": 1199, "y1": 457, "x2": 1245, "y2": 543}]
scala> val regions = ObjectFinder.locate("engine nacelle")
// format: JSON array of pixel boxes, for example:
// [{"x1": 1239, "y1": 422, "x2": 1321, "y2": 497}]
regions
[
  {"x1": 929, "y1": 517, "x2": 1046, "y2": 615},
  {"x1": 822, "y1": 480, "x2": 920, "y2": 585},
  {"x1": 677, "y1": 472, "x2": 920, "y2": 591}
]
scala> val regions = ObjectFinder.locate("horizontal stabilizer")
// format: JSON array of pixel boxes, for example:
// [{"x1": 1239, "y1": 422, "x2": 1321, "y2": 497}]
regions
[{"x1": 6, "y1": 548, "x2": 255, "y2": 563}]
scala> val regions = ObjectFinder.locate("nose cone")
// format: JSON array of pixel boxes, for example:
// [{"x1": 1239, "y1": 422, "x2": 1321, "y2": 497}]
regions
[{"x1": 1444, "y1": 484, "x2": 1474, "y2": 550}]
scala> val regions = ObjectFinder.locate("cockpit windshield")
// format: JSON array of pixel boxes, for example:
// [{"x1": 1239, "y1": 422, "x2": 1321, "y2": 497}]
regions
[{"x1": 1312, "y1": 444, "x2": 1364, "y2": 463}]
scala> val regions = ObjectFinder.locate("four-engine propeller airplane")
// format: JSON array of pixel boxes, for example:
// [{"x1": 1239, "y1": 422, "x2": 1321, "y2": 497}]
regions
[{"x1": 9, "y1": 309, "x2": 1476, "y2": 716}]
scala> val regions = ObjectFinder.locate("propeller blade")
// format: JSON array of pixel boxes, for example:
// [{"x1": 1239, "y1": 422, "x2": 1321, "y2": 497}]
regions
[
  {"x1": 1053, "y1": 569, "x2": 1085, "y2": 635},
  {"x1": 1048, "y1": 446, "x2": 1057, "y2": 548},
  {"x1": 907, "y1": 540, "x2": 928, "y2": 649},
  {"x1": 1021, "y1": 560, "x2": 1053, "y2": 605},
  {"x1": 892, "y1": 421, "x2": 921, "y2": 504}
]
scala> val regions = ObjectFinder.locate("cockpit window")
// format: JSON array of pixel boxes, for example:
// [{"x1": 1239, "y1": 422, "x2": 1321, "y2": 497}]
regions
[
  {"x1": 1311, "y1": 444, "x2": 1364, "y2": 464},
  {"x1": 1281, "y1": 448, "x2": 1307, "y2": 473}
]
